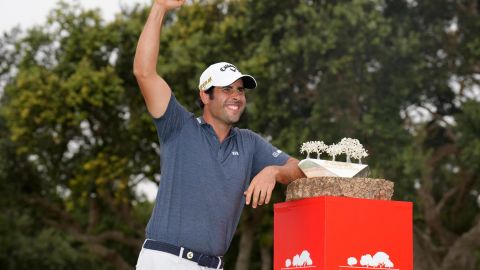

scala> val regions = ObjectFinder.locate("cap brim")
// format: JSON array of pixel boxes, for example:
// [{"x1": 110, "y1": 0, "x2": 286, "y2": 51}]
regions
[
  {"x1": 240, "y1": 75, "x2": 257, "y2": 89},
  {"x1": 213, "y1": 74, "x2": 257, "y2": 89}
]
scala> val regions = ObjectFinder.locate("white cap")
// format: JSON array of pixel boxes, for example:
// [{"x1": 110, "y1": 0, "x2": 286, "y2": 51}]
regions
[{"x1": 198, "y1": 62, "x2": 257, "y2": 91}]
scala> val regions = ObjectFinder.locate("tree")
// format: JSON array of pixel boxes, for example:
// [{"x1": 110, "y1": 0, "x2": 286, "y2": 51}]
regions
[{"x1": 0, "y1": 2, "x2": 155, "y2": 269}]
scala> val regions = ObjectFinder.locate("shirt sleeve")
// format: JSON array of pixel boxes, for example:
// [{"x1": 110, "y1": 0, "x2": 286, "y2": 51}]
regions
[
  {"x1": 152, "y1": 94, "x2": 192, "y2": 143},
  {"x1": 251, "y1": 132, "x2": 290, "y2": 178}
]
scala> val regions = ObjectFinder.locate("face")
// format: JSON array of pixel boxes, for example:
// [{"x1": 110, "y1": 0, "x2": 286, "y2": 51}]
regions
[{"x1": 202, "y1": 79, "x2": 246, "y2": 126}]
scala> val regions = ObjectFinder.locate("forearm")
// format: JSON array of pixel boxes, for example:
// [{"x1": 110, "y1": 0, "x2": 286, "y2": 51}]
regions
[
  {"x1": 271, "y1": 158, "x2": 306, "y2": 185},
  {"x1": 133, "y1": 3, "x2": 167, "y2": 77},
  {"x1": 245, "y1": 158, "x2": 305, "y2": 207}
]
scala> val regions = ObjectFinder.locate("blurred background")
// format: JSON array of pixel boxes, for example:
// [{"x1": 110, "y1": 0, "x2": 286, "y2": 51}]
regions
[{"x1": 0, "y1": 0, "x2": 479, "y2": 269}]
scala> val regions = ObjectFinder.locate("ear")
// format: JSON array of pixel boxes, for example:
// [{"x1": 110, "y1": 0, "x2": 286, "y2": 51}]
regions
[{"x1": 199, "y1": 90, "x2": 210, "y2": 106}]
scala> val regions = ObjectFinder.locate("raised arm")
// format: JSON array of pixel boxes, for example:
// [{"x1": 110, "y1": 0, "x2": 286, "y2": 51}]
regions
[{"x1": 133, "y1": 0, "x2": 185, "y2": 118}]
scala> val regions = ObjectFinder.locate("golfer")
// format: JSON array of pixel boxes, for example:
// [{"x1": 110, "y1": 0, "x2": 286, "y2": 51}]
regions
[{"x1": 133, "y1": 0, "x2": 304, "y2": 269}]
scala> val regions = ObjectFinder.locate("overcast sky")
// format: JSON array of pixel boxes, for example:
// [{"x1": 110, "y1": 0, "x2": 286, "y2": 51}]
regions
[{"x1": 0, "y1": 0, "x2": 151, "y2": 34}]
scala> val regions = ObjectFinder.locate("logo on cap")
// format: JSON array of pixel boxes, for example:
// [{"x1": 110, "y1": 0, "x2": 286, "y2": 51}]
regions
[
  {"x1": 220, "y1": 64, "x2": 237, "y2": 72},
  {"x1": 199, "y1": 77, "x2": 212, "y2": 90}
]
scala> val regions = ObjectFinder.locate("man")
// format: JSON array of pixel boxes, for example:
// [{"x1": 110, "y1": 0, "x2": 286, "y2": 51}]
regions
[{"x1": 133, "y1": 0, "x2": 305, "y2": 269}]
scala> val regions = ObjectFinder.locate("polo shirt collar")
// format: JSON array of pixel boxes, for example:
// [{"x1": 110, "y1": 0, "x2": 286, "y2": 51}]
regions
[
  {"x1": 196, "y1": 117, "x2": 237, "y2": 138},
  {"x1": 196, "y1": 116, "x2": 208, "y2": 125}
]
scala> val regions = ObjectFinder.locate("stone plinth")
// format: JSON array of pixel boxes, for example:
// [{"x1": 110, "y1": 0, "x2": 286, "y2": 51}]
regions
[{"x1": 285, "y1": 177, "x2": 394, "y2": 201}]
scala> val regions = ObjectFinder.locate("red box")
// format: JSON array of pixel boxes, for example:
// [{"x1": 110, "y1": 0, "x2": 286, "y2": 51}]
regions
[{"x1": 274, "y1": 196, "x2": 412, "y2": 270}]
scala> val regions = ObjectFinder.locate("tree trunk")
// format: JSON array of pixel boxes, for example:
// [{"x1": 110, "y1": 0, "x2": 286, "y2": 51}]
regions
[
  {"x1": 235, "y1": 217, "x2": 254, "y2": 270},
  {"x1": 260, "y1": 246, "x2": 272, "y2": 270},
  {"x1": 413, "y1": 226, "x2": 440, "y2": 270},
  {"x1": 439, "y1": 218, "x2": 480, "y2": 270}
]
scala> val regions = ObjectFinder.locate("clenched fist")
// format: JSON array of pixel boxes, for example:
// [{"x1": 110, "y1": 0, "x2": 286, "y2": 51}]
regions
[{"x1": 155, "y1": 0, "x2": 185, "y2": 10}]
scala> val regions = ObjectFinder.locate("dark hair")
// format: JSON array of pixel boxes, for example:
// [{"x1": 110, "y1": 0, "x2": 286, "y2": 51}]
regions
[{"x1": 196, "y1": 86, "x2": 215, "y2": 109}]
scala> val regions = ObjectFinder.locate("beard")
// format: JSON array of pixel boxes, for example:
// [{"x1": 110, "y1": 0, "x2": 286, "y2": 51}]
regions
[{"x1": 221, "y1": 102, "x2": 245, "y2": 124}]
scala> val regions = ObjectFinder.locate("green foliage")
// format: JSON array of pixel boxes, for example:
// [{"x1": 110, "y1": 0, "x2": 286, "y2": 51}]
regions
[
  {"x1": 0, "y1": 210, "x2": 107, "y2": 270},
  {"x1": 457, "y1": 100, "x2": 480, "y2": 172},
  {"x1": 0, "y1": 2, "x2": 153, "y2": 269}
]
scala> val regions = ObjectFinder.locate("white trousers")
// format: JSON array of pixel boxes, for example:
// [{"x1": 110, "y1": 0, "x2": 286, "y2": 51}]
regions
[{"x1": 136, "y1": 247, "x2": 224, "y2": 270}]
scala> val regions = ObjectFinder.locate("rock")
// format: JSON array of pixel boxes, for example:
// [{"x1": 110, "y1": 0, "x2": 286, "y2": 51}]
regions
[{"x1": 285, "y1": 177, "x2": 394, "y2": 201}]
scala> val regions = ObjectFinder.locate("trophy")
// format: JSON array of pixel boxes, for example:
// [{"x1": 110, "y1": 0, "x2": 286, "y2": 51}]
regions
[
  {"x1": 274, "y1": 139, "x2": 412, "y2": 270},
  {"x1": 290, "y1": 137, "x2": 393, "y2": 201},
  {"x1": 298, "y1": 138, "x2": 369, "y2": 178}
]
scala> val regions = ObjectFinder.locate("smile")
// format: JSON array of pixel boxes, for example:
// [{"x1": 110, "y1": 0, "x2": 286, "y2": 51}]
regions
[{"x1": 226, "y1": 104, "x2": 241, "y2": 111}]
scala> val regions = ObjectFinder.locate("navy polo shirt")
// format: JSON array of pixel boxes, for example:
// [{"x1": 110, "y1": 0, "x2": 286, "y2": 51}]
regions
[{"x1": 145, "y1": 94, "x2": 289, "y2": 256}]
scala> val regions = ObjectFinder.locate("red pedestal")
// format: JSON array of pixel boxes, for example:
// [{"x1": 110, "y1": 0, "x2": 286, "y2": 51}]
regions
[{"x1": 274, "y1": 196, "x2": 412, "y2": 270}]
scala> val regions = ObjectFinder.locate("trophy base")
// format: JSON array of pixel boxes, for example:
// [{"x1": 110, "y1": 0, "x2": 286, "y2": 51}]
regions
[{"x1": 286, "y1": 177, "x2": 394, "y2": 201}]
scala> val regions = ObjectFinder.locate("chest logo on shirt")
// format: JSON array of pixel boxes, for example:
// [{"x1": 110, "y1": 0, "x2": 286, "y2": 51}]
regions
[{"x1": 232, "y1": 151, "x2": 239, "y2": 156}]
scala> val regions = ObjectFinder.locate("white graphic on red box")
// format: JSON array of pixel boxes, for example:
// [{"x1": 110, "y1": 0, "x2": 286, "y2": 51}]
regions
[
  {"x1": 339, "y1": 251, "x2": 398, "y2": 269},
  {"x1": 282, "y1": 250, "x2": 317, "y2": 269}
]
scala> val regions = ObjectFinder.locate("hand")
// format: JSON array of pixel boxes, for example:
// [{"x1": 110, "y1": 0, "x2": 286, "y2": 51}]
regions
[
  {"x1": 155, "y1": 0, "x2": 185, "y2": 11},
  {"x1": 244, "y1": 166, "x2": 278, "y2": 208}
]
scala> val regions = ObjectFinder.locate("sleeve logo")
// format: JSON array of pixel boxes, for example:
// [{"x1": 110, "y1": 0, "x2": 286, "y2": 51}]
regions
[{"x1": 272, "y1": 150, "x2": 282, "y2": 157}]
